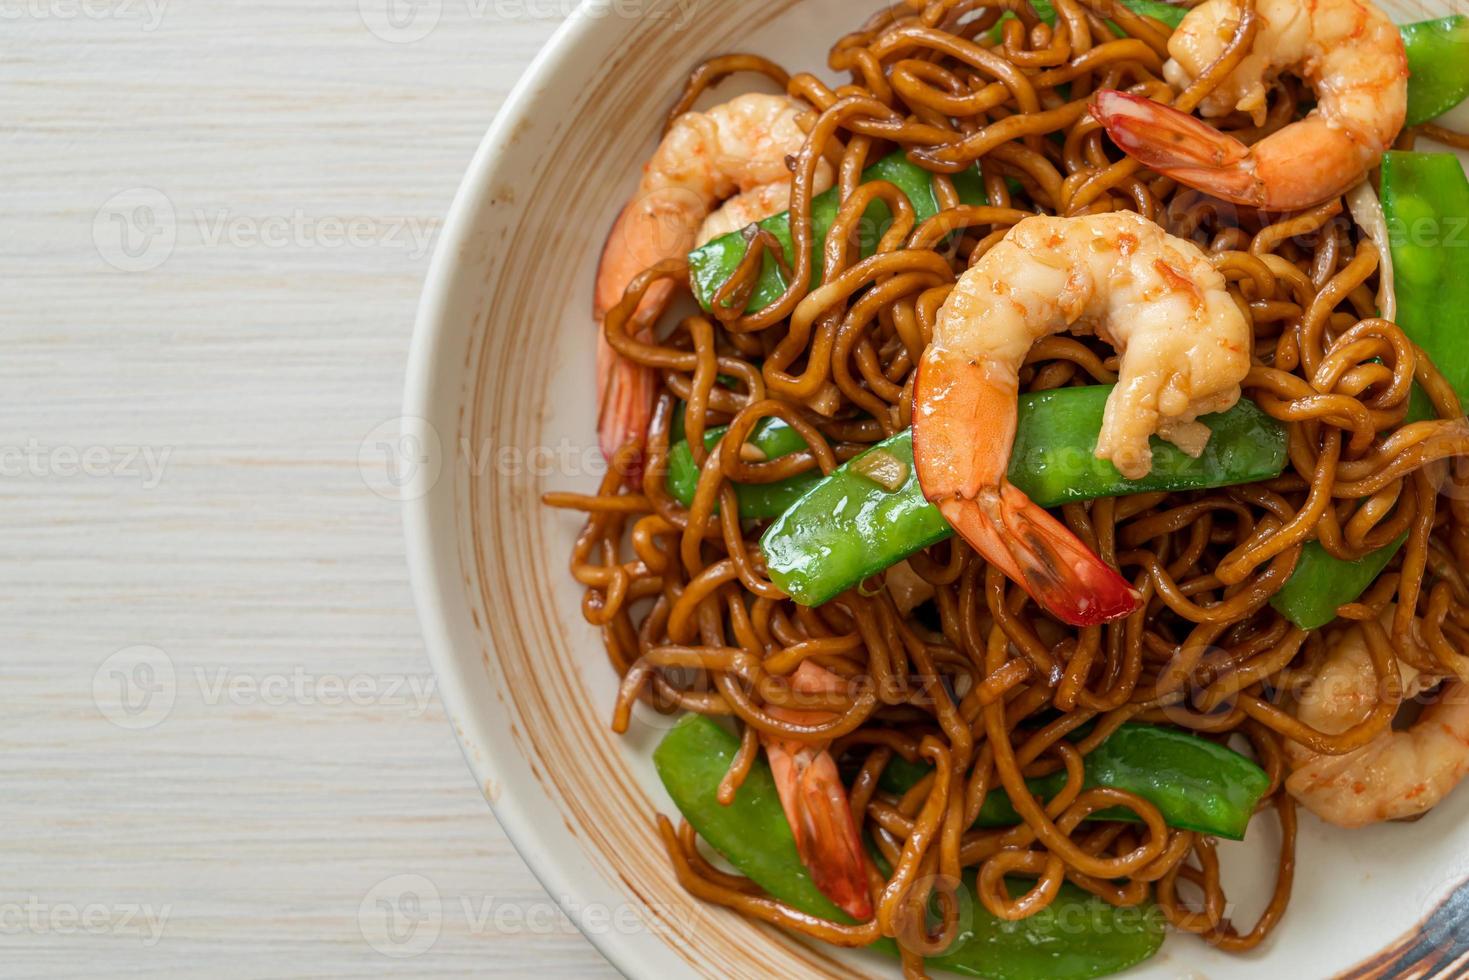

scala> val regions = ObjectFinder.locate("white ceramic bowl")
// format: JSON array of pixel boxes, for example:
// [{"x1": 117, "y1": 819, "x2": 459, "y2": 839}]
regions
[{"x1": 404, "y1": 2, "x2": 1469, "y2": 976}]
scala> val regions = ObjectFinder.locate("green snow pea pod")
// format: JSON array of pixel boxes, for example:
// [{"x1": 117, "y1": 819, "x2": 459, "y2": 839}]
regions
[
  {"x1": 665, "y1": 417, "x2": 820, "y2": 519},
  {"x1": 1380, "y1": 152, "x2": 1469, "y2": 402},
  {"x1": 878, "y1": 723, "x2": 1269, "y2": 841},
  {"x1": 761, "y1": 386, "x2": 1287, "y2": 606},
  {"x1": 1402, "y1": 16, "x2": 1469, "y2": 127}
]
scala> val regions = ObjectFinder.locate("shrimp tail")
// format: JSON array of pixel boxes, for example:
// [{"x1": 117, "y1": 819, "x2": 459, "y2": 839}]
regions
[
  {"x1": 939, "y1": 488, "x2": 1141, "y2": 628},
  {"x1": 765, "y1": 739, "x2": 875, "y2": 921},
  {"x1": 761, "y1": 662, "x2": 874, "y2": 922},
  {"x1": 1089, "y1": 90, "x2": 1264, "y2": 207},
  {"x1": 595, "y1": 334, "x2": 656, "y2": 480},
  {"x1": 914, "y1": 350, "x2": 1141, "y2": 629},
  {"x1": 594, "y1": 200, "x2": 683, "y2": 481}
]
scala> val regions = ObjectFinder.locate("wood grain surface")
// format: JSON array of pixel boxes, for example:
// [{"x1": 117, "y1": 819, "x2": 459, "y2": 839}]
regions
[{"x1": 2, "y1": 1, "x2": 616, "y2": 974}]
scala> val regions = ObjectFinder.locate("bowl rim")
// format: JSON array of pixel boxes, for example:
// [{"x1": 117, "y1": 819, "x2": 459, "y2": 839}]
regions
[{"x1": 401, "y1": 6, "x2": 642, "y2": 975}]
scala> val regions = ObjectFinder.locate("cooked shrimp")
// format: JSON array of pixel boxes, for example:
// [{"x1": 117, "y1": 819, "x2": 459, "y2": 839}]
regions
[
  {"x1": 1286, "y1": 615, "x2": 1469, "y2": 828},
  {"x1": 913, "y1": 212, "x2": 1250, "y2": 627},
  {"x1": 760, "y1": 660, "x2": 873, "y2": 921},
  {"x1": 1090, "y1": 0, "x2": 1407, "y2": 210},
  {"x1": 695, "y1": 182, "x2": 792, "y2": 243},
  {"x1": 595, "y1": 93, "x2": 833, "y2": 465}
]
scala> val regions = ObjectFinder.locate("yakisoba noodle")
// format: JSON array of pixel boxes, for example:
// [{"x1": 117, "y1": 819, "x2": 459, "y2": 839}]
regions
[{"x1": 543, "y1": 0, "x2": 1469, "y2": 969}]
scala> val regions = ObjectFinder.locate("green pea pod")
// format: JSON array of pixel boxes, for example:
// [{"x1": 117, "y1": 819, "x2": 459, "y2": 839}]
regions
[
  {"x1": 1403, "y1": 16, "x2": 1469, "y2": 127},
  {"x1": 878, "y1": 723, "x2": 1268, "y2": 840},
  {"x1": 925, "y1": 877, "x2": 1164, "y2": 980},
  {"x1": 1269, "y1": 534, "x2": 1410, "y2": 631},
  {"x1": 665, "y1": 418, "x2": 821, "y2": 519},
  {"x1": 1010, "y1": 385, "x2": 1286, "y2": 508},
  {"x1": 654, "y1": 714, "x2": 1165, "y2": 980},
  {"x1": 761, "y1": 386, "x2": 1287, "y2": 606},
  {"x1": 687, "y1": 151, "x2": 986, "y2": 314},
  {"x1": 670, "y1": 385, "x2": 1286, "y2": 521},
  {"x1": 758, "y1": 428, "x2": 949, "y2": 606},
  {"x1": 1380, "y1": 152, "x2": 1469, "y2": 402}
]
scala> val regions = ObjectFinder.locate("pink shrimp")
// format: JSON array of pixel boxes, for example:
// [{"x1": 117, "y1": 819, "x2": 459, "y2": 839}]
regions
[
  {"x1": 1287, "y1": 616, "x2": 1469, "y2": 828},
  {"x1": 595, "y1": 93, "x2": 833, "y2": 470},
  {"x1": 1089, "y1": 0, "x2": 1407, "y2": 211},
  {"x1": 913, "y1": 212, "x2": 1251, "y2": 627}
]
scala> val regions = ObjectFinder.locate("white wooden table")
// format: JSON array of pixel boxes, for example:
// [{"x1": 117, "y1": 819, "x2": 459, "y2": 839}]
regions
[{"x1": 3, "y1": 2, "x2": 615, "y2": 974}]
